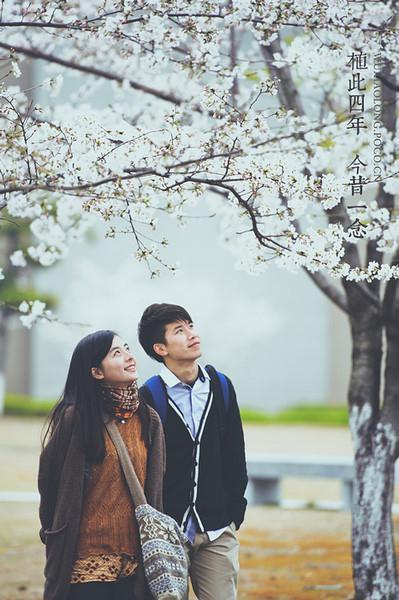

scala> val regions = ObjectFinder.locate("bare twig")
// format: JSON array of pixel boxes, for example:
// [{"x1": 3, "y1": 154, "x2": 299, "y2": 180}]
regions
[{"x1": 0, "y1": 42, "x2": 182, "y2": 106}]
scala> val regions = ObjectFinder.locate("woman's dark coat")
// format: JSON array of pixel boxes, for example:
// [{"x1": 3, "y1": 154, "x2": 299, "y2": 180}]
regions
[{"x1": 38, "y1": 404, "x2": 165, "y2": 600}]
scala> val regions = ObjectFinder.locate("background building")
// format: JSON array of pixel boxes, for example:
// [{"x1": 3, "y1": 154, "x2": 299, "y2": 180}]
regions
[{"x1": 6, "y1": 207, "x2": 351, "y2": 411}]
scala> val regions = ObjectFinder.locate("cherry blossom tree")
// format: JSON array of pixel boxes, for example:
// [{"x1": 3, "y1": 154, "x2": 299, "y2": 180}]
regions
[{"x1": 0, "y1": 1, "x2": 398, "y2": 597}]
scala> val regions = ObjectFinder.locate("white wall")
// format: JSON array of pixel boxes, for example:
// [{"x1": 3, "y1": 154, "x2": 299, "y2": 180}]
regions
[{"x1": 31, "y1": 209, "x2": 330, "y2": 411}]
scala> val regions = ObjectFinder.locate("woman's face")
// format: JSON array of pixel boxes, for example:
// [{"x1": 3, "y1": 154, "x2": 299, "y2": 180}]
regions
[{"x1": 92, "y1": 335, "x2": 138, "y2": 387}]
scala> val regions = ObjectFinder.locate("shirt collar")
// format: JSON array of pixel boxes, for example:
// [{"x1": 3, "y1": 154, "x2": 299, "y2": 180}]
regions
[{"x1": 159, "y1": 364, "x2": 209, "y2": 388}]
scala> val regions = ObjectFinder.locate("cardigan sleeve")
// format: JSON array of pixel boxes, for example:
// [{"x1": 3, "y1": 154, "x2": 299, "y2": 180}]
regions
[
  {"x1": 224, "y1": 377, "x2": 248, "y2": 530},
  {"x1": 38, "y1": 441, "x2": 57, "y2": 543},
  {"x1": 144, "y1": 406, "x2": 166, "y2": 512},
  {"x1": 37, "y1": 406, "x2": 75, "y2": 542}
]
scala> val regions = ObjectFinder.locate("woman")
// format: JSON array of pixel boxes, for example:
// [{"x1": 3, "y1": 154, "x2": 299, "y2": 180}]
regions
[{"x1": 38, "y1": 330, "x2": 165, "y2": 600}]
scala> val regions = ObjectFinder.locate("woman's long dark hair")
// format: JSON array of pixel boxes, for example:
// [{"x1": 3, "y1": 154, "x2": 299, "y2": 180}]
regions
[{"x1": 42, "y1": 330, "x2": 116, "y2": 463}]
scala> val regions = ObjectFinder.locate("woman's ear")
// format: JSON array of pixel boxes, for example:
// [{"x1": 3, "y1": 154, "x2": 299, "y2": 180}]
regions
[{"x1": 91, "y1": 366, "x2": 104, "y2": 380}]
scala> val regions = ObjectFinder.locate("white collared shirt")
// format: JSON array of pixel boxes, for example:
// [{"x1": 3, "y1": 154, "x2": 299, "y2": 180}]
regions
[
  {"x1": 159, "y1": 363, "x2": 210, "y2": 437},
  {"x1": 159, "y1": 364, "x2": 228, "y2": 542}
]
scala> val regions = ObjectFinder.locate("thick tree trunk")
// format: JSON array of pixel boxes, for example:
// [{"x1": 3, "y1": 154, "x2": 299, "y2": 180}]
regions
[
  {"x1": 344, "y1": 281, "x2": 399, "y2": 598},
  {"x1": 263, "y1": 15, "x2": 398, "y2": 598},
  {"x1": 350, "y1": 406, "x2": 398, "y2": 599}
]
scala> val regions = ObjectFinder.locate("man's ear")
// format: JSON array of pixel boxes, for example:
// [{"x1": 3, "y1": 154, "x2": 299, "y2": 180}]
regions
[
  {"x1": 91, "y1": 366, "x2": 104, "y2": 381},
  {"x1": 153, "y1": 343, "x2": 167, "y2": 359}
]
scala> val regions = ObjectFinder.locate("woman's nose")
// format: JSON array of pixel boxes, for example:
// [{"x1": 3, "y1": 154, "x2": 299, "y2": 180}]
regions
[{"x1": 125, "y1": 350, "x2": 135, "y2": 362}]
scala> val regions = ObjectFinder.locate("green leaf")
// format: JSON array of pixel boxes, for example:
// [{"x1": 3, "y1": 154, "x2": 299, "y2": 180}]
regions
[
  {"x1": 319, "y1": 137, "x2": 336, "y2": 149},
  {"x1": 244, "y1": 70, "x2": 260, "y2": 82},
  {"x1": 283, "y1": 35, "x2": 294, "y2": 45}
]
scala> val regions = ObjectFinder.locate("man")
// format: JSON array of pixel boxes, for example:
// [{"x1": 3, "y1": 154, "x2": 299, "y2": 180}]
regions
[{"x1": 138, "y1": 303, "x2": 248, "y2": 600}]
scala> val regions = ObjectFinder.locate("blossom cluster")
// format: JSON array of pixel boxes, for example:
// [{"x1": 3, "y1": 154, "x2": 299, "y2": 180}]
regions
[{"x1": 0, "y1": 0, "x2": 398, "y2": 324}]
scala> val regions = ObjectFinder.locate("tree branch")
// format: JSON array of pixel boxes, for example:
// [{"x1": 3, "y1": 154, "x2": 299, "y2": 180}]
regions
[
  {"x1": 260, "y1": 35, "x2": 376, "y2": 312},
  {"x1": 0, "y1": 42, "x2": 182, "y2": 106},
  {"x1": 383, "y1": 248, "x2": 399, "y2": 323},
  {"x1": 304, "y1": 270, "x2": 348, "y2": 313},
  {"x1": 376, "y1": 73, "x2": 399, "y2": 92},
  {"x1": 262, "y1": 32, "x2": 387, "y2": 315},
  {"x1": 0, "y1": 170, "x2": 154, "y2": 195},
  {"x1": 0, "y1": 118, "x2": 354, "y2": 197},
  {"x1": 260, "y1": 37, "x2": 305, "y2": 116},
  {"x1": 129, "y1": 12, "x2": 398, "y2": 33},
  {"x1": 367, "y1": 33, "x2": 397, "y2": 293},
  {"x1": 0, "y1": 20, "x2": 85, "y2": 30},
  {"x1": 0, "y1": 11, "x2": 124, "y2": 30}
]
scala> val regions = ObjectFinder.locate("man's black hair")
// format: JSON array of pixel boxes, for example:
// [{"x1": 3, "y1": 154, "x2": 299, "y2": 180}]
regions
[{"x1": 138, "y1": 303, "x2": 192, "y2": 362}]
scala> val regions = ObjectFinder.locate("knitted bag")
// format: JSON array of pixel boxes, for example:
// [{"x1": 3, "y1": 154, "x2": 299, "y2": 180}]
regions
[{"x1": 105, "y1": 420, "x2": 189, "y2": 600}]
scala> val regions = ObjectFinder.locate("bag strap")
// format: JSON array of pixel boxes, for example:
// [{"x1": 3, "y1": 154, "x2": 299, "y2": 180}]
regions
[
  {"x1": 104, "y1": 419, "x2": 147, "y2": 508},
  {"x1": 205, "y1": 364, "x2": 230, "y2": 412},
  {"x1": 144, "y1": 368, "x2": 230, "y2": 427},
  {"x1": 144, "y1": 375, "x2": 168, "y2": 426}
]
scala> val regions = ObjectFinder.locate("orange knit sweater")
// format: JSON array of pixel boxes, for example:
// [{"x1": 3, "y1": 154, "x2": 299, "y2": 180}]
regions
[{"x1": 71, "y1": 412, "x2": 147, "y2": 581}]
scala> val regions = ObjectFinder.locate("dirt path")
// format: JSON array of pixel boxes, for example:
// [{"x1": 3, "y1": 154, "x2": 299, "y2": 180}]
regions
[
  {"x1": 240, "y1": 507, "x2": 354, "y2": 599},
  {"x1": 0, "y1": 503, "x2": 355, "y2": 600},
  {"x1": 1, "y1": 417, "x2": 353, "y2": 490},
  {"x1": 243, "y1": 424, "x2": 352, "y2": 456},
  {"x1": 0, "y1": 417, "x2": 359, "y2": 599},
  {"x1": 0, "y1": 418, "x2": 377, "y2": 505}
]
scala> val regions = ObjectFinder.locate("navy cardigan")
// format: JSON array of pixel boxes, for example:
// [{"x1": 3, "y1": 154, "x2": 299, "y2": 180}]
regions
[{"x1": 140, "y1": 368, "x2": 248, "y2": 532}]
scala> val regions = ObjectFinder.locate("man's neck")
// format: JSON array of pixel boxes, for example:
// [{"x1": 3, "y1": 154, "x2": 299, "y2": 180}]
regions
[{"x1": 164, "y1": 360, "x2": 199, "y2": 386}]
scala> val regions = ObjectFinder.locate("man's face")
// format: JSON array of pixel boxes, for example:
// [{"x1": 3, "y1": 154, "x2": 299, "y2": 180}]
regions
[{"x1": 154, "y1": 320, "x2": 202, "y2": 363}]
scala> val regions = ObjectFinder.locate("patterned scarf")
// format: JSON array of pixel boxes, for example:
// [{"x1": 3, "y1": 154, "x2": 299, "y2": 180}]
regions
[{"x1": 101, "y1": 380, "x2": 140, "y2": 422}]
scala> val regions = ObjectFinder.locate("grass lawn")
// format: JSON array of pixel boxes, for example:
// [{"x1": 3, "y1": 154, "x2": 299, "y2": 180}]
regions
[
  {"x1": 241, "y1": 405, "x2": 348, "y2": 426},
  {"x1": 5, "y1": 395, "x2": 348, "y2": 426}
]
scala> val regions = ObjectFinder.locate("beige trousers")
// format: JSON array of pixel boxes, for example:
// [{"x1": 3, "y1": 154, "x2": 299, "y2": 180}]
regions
[{"x1": 186, "y1": 522, "x2": 240, "y2": 600}]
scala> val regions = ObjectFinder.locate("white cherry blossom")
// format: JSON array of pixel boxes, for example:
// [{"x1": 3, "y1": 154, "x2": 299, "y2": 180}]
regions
[
  {"x1": 10, "y1": 250, "x2": 27, "y2": 268},
  {"x1": 0, "y1": 0, "x2": 398, "y2": 323}
]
